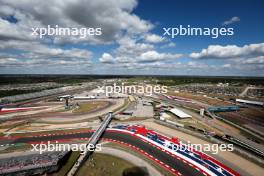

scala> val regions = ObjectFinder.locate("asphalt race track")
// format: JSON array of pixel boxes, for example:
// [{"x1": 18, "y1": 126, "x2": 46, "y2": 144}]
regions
[{"x1": 1, "y1": 131, "x2": 203, "y2": 176}]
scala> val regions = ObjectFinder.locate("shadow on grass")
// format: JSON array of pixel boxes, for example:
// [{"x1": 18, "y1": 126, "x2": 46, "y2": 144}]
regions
[{"x1": 122, "y1": 166, "x2": 149, "y2": 176}]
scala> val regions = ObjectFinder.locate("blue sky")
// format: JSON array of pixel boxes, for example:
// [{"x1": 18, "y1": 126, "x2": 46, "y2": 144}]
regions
[
  {"x1": 137, "y1": 0, "x2": 264, "y2": 44},
  {"x1": 0, "y1": 0, "x2": 264, "y2": 76}
]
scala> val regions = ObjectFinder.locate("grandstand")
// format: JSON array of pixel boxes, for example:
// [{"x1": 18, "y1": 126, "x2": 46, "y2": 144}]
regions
[
  {"x1": 0, "y1": 151, "x2": 68, "y2": 175},
  {"x1": 1, "y1": 86, "x2": 77, "y2": 102},
  {"x1": 207, "y1": 106, "x2": 240, "y2": 112}
]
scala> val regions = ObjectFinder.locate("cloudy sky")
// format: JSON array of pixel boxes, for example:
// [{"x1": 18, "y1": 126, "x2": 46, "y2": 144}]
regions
[{"x1": 0, "y1": 0, "x2": 264, "y2": 76}]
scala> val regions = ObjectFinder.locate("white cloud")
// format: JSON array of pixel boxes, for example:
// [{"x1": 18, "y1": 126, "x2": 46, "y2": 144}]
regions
[
  {"x1": 0, "y1": 57, "x2": 18, "y2": 65},
  {"x1": 145, "y1": 34, "x2": 165, "y2": 43},
  {"x1": 222, "y1": 64, "x2": 231, "y2": 68},
  {"x1": 0, "y1": 15, "x2": 36, "y2": 41},
  {"x1": 242, "y1": 56, "x2": 264, "y2": 64},
  {"x1": 99, "y1": 53, "x2": 115, "y2": 63},
  {"x1": 0, "y1": 1, "x2": 262, "y2": 76},
  {"x1": 0, "y1": 0, "x2": 153, "y2": 44},
  {"x1": 139, "y1": 50, "x2": 182, "y2": 62},
  {"x1": 0, "y1": 56, "x2": 92, "y2": 68},
  {"x1": 190, "y1": 43, "x2": 264, "y2": 59},
  {"x1": 1, "y1": 0, "x2": 185, "y2": 73},
  {"x1": 0, "y1": 5, "x2": 14, "y2": 17},
  {"x1": 222, "y1": 16, "x2": 240, "y2": 25},
  {"x1": 0, "y1": 40, "x2": 92, "y2": 59},
  {"x1": 0, "y1": 39, "x2": 92, "y2": 69},
  {"x1": 186, "y1": 61, "x2": 209, "y2": 69},
  {"x1": 160, "y1": 42, "x2": 176, "y2": 49},
  {"x1": 99, "y1": 35, "x2": 183, "y2": 66},
  {"x1": 115, "y1": 36, "x2": 154, "y2": 56}
]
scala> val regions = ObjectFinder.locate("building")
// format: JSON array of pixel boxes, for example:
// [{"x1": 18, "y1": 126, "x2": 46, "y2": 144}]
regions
[
  {"x1": 236, "y1": 99, "x2": 263, "y2": 106},
  {"x1": 168, "y1": 108, "x2": 192, "y2": 119}
]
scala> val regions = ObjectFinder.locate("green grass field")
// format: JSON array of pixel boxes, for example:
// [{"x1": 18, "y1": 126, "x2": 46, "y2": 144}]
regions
[
  {"x1": 73, "y1": 101, "x2": 108, "y2": 114},
  {"x1": 76, "y1": 153, "x2": 148, "y2": 176}
]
